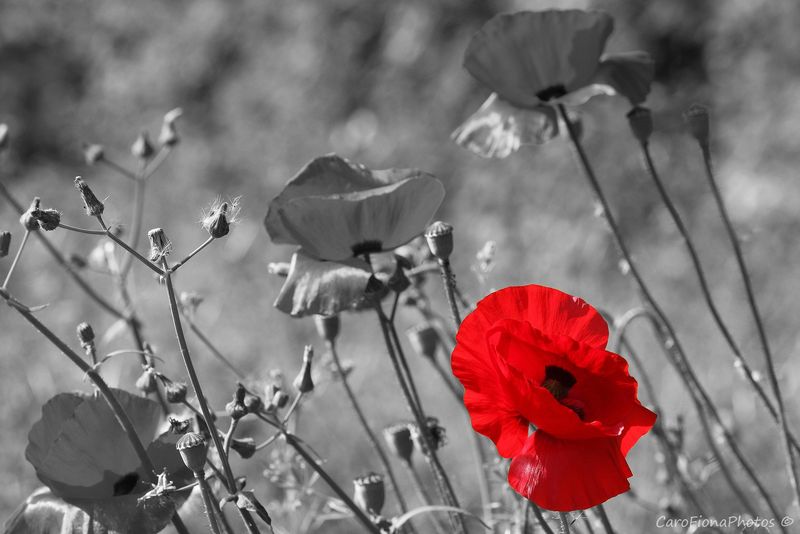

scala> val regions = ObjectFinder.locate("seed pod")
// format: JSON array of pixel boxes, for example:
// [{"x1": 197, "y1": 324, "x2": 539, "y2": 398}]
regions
[
  {"x1": 202, "y1": 202, "x2": 230, "y2": 239},
  {"x1": 627, "y1": 106, "x2": 653, "y2": 144},
  {"x1": 0, "y1": 232, "x2": 11, "y2": 257},
  {"x1": 293, "y1": 345, "x2": 314, "y2": 393},
  {"x1": 176, "y1": 432, "x2": 208, "y2": 473},
  {"x1": 165, "y1": 381, "x2": 188, "y2": 404},
  {"x1": 32, "y1": 209, "x2": 61, "y2": 231},
  {"x1": 383, "y1": 423, "x2": 414, "y2": 463},
  {"x1": 407, "y1": 323, "x2": 439, "y2": 360},
  {"x1": 147, "y1": 228, "x2": 171, "y2": 262},
  {"x1": 20, "y1": 198, "x2": 41, "y2": 230},
  {"x1": 230, "y1": 437, "x2": 256, "y2": 459},
  {"x1": 424, "y1": 221, "x2": 453, "y2": 261},
  {"x1": 313, "y1": 315, "x2": 340, "y2": 343},
  {"x1": 353, "y1": 473, "x2": 385, "y2": 515},
  {"x1": 74, "y1": 177, "x2": 104, "y2": 217},
  {"x1": 684, "y1": 104, "x2": 710, "y2": 147},
  {"x1": 83, "y1": 143, "x2": 104, "y2": 165},
  {"x1": 131, "y1": 131, "x2": 154, "y2": 160}
]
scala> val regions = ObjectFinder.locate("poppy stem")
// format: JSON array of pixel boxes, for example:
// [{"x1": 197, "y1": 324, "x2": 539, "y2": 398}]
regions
[
  {"x1": 530, "y1": 502, "x2": 556, "y2": 534},
  {"x1": 593, "y1": 505, "x2": 615, "y2": 534},
  {"x1": 185, "y1": 318, "x2": 247, "y2": 379},
  {"x1": 558, "y1": 512, "x2": 570, "y2": 534},
  {"x1": 402, "y1": 460, "x2": 448, "y2": 534},
  {"x1": 695, "y1": 140, "x2": 800, "y2": 507},
  {"x1": 327, "y1": 339, "x2": 411, "y2": 518},
  {"x1": 437, "y1": 258, "x2": 462, "y2": 327},
  {"x1": 99, "y1": 156, "x2": 138, "y2": 181},
  {"x1": 194, "y1": 470, "x2": 224, "y2": 534},
  {"x1": 119, "y1": 159, "x2": 148, "y2": 278},
  {"x1": 1, "y1": 228, "x2": 29, "y2": 289},
  {"x1": 580, "y1": 511, "x2": 596, "y2": 534},
  {"x1": 557, "y1": 103, "x2": 784, "y2": 527},
  {"x1": 96, "y1": 215, "x2": 164, "y2": 276}
]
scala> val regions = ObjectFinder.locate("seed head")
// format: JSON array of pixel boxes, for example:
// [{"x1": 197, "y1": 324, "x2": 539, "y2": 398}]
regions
[
  {"x1": 383, "y1": 423, "x2": 414, "y2": 463},
  {"x1": 176, "y1": 432, "x2": 208, "y2": 473},
  {"x1": 159, "y1": 108, "x2": 183, "y2": 147},
  {"x1": 627, "y1": 106, "x2": 653, "y2": 145},
  {"x1": 74, "y1": 177, "x2": 104, "y2": 217},
  {"x1": 293, "y1": 345, "x2": 315, "y2": 393},
  {"x1": 407, "y1": 323, "x2": 439, "y2": 360},
  {"x1": 0, "y1": 232, "x2": 11, "y2": 257},
  {"x1": 313, "y1": 315, "x2": 340, "y2": 343},
  {"x1": 684, "y1": 104, "x2": 710, "y2": 147},
  {"x1": 20, "y1": 198, "x2": 41, "y2": 230},
  {"x1": 147, "y1": 228, "x2": 172, "y2": 262},
  {"x1": 131, "y1": 131, "x2": 155, "y2": 160},
  {"x1": 230, "y1": 437, "x2": 256, "y2": 459},
  {"x1": 76, "y1": 322, "x2": 95, "y2": 348},
  {"x1": 165, "y1": 381, "x2": 188, "y2": 404},
  {"x1": 32, "y1": 209, "x2": 61, "y2": 231},
  {"x1": 353, "y1": 473, "x2": 385, "y2": 515},
  {"x1": 424, "y1": 221, "x2": 454, "y2": 261},
  {"x1": 82, "y1": 143, "x2": 104, "y2": 165}
]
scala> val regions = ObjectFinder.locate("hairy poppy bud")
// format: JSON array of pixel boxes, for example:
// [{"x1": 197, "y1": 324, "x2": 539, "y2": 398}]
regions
[
  {"x1": 76, "y1": 322, "x2": 95, "y2": 348},
  {"x1": 684, "y1": 104, "x2": 710, "y2": 147},
  {"x1": 165, "y1": 381, "x2": 188, "y2": 403},
  {"x1": 314, "y1": 315, "x2": 340, "y2": 343},
  {"x1": 407, "y1": 323, "x2": 439, "y2": 360},
  {"x1": 136, "y1": 369, "x2": 157, "y2": 394},
  {"x1": 20, "y1": 198, "x2": 41, "y2": 230},
  {"x1": 83, "y1": 143, "x2": 104, "y2": 165},
  {"x1": 74, "y1": 177, "x2": 104, "y2": 217},
  {"x1": 353, "y1": 473, "x2": 385, "y2": 515},
  {"x1": 131, "y1": 131, "x2": 154, "y2": 160},
  {"x1": 627, "y1": 106, "x2": 653, "y2": 144},
  {"x1": 226, "y1": 383, "x2": 248, "y2": 420},
  {"x1": 176, "y1": 432, "x2": 208, "y2": 473},
  {"x1": 424, "y1": 221, "x2": 454, "y2": 261},
  {"x1": 147, "y1": 228, "x2": 171, "y2": 262},
  {"x1": 159, "y1": 108, "x2": 182, "y2": 147},
  {"x1": 0, "y1": 232, "x2": 11, "y2": 257},
  {"x1": 383, "y1": 423, "x2": 414, "y2": 463},
  {"x1": 293, "y1": 345, "x2": 314, "y2": 393},
  {"x1": 202, "y1": 201, "x2": 230, "y2": 239},
  {"x1": 32, "y1": 209, "x2": 61, "y2": 231},
  {"x1": 0, "y1": 123, "x2": 8, "y2": 152},
  {"x1": 230, "y1": 437, "x2": 256, "y2": 459}
]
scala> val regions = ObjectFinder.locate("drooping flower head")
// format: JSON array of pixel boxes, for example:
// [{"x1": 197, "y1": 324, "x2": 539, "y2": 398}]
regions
[
  {"x1": 453, "y1": 10, "x2": 654, "y2": 158},
  {"x1": 452, "y1": 284, "x2": 656, "y2": 512},
  {"x1": 265, "y1": 154, "x2": 445, "y2": 262}
]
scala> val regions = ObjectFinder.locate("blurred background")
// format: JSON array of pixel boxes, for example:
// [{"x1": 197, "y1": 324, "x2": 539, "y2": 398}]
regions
[{"x1": 2, "y1": 0, "x2": 800, "y2": 531}]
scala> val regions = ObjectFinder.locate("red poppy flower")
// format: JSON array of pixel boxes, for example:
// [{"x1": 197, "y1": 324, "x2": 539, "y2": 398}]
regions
[
  {"x1": 453, "y1": 9, "x2": 654, "y2": 158},
  {"x1": 451, "y1": 284, "x2": 656, "y2": 512}
]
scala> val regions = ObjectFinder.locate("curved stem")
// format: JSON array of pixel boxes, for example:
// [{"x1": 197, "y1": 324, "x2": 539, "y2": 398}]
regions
[
  {"x1": 186, "y1": 319, "x2": 246, "y2": 379},
  {"x1": 697, "y1": 141, "x2": 800, "y2": 505},
  {"x1": 593, "y1": 505, "x2": 615, "y2": 534},
  {"x1": 557, "y1": 104, "x2": 782, "y2": 526},
  {"x1": 328, "y1": 340, "x2": 409, "y2": 515},
  {"x1": 530, "y1": 502, "x2": 556, "y2": 534},
  {"x1": 98, "y1": 216, "x2": 163, "y2": 275},
  {"x1": 403, "y1": 460, "x2": 447, "y2": 534},
  {"x1": 2, "y1": 228, "x2": 29, "y2": 289},
  {"x1": 57, "y1": 222, "x2": 107, "y2": 235},
  {"x1": 120, "y1": 163, "x2": 147, "y2": 278}
]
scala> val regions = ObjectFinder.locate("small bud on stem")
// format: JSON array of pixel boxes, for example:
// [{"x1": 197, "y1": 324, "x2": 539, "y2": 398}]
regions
[
  {"x1": 159, "y1": 108, "x2": 183, "y2": 147},
  {"x1": 176, "y1": 432, "x2": 208, "y2": 473},
  {"x1": 353, "y1": 473, "x2": 386, "y2": 515},
  {"x1": 32, "y1": 209, "x2": 61, "y2": 231},
  {"x1": 293, "y1": 345, "x2": 315, "y2": 393},
  {"x1": 20, "y1": 198, "x2": 41, "y2": 231},
  {"x1": 147, "y1": 228, "x2": 172, "y2": 262},
  {"x1": 131, "y1": 131, "x2": 155, "y2": 160},
  {"x1": 407, "y1": 323, "x2": 439, "y2": 360},
  {"x1": 76, "y1": 322, "x2": 95, "y2": 349},
  {"x1": 74, "y1": 177, "x2": 104, "y2": 217},
  {"x1": 684, "y1": 104, "x2": 710, "y2": 148}
]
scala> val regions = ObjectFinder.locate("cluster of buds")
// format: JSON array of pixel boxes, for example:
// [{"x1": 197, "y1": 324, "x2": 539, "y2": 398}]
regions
[
  {"x1": 292, "y1": 345, "x2": 315, "y2": 393},
  {"x1": 147, "y1": 228, "x2": 171, "y2": 262},
  {"x1": 74, "y1": 177, "x2": 104, "y2": 217},
  {"x1": 353, "y1": 473, "x2": 385, "y2": 516}
]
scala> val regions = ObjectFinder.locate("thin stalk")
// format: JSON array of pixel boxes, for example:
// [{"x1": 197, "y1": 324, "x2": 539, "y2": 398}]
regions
[
  {"x1": 195, "y1": 472, "x2": 224, "y2": 534},
  {"x1": 144, "y1": 145, "x2": 172, "y2": 180},
  {"x1": 99, "y1": 158, "x2": 138, "y2": 181},
  {"x1": 558, "y1": 513, "x2": 570, "y2": 534},
  {"x1": 57, "y1": 222, "x2": 106, "y2": 235},
  {"x1": 224, "y1": 419, "x2": 240, "y2": 458},
  {"x1": 698, "y1": 141, "x2": 800, "y2": 505},
  {"x1": 187, "y1": 320, "x2": 246, "y2": 379},
  {"x1": 593, "y1": 505, "x2": 614, "y2": 534},
  {"x1": 170, "y1": 237, "x2": 215, "y2": 273},
  {"x1": 120, "y1": 161, "x2": 147, "y2": 278},
  {"x1": 2, "y1": 228, "x2": 29, "y2": 289},
  {"x1": 284, "y1": 433, "x2": 381, "y2": 534},
  {"x1": 281, "y1": 392, "x2": 305, "y2": 425},
  {"x1": 403, "y1": 460, "x2": 448, "y2": 534},
  {"x1": 437, "y1": 258, "x2": 462, "y2": 326},
  {"x1": 98, "y1": 216, "x2": 163, "y2": 275},
  {"x1": 580, "y1": 512, "x2": 596, "y2": 534},
  {"x1": 207, "y1": 484, "x2": 236, "y2": 534},
  {"x1": 530, "y1": 502, "x2": 556, "y2": 534},
  {"x1": 557, "y1": 104, "x2": 782, "y2": 526},
  {"x1": 327, "y1": 339, "x2": 409, "y2": 515}
]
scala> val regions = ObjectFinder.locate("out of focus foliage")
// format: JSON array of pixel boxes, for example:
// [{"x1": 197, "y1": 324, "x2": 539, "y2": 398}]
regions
[{"x1": 2, "y1": 0, "x2": 800, "y2": 531}]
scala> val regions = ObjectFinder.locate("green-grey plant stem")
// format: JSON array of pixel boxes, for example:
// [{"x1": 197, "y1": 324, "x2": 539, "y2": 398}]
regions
[
  {"x1": 2, "y1": 228, "x2": 29, "y2": 288},
  {"x1": 120, "y1": 161, "x2": 147, "y2": 278},
  {"x1": 373, "y1": 305, "x2": 466, "y2": 534},
  {"x1": 187, "y1": 320, "x2": 246, "y2": 379},
  {"x1": 98, "y1": 217, "x2": 163, "y2": 275},
  {"x1": 283, "y1": 433, "x2": 381, "y2": 534},
  {"x1": 195, "y1": 471, "x2": 223, "y2": 534},
  {"x1": 580, "y1": 512, "x2": 596, "y2": 534},
  {"x1": 170, "y1": 237, "x2": 215, "y2": 273},
  {"x1": 530, "y1": 502, "x2": 556, "y2": 534},
  {"x1": 558, "y1": 513, "x2": 570, "y2": 534},
  {"x1": 403, "y1": 460, "x2": 448, "y2": 534},
  {"x1": 593, "y1": 505, "x2": 614, "y2": 534},
  {"x1": 327, "y1": 340, "x2": 410, "y2": 516},
  {"x1": 438, "y1": 258, "x2": 462, "y2": 326},
  {"x1": 697, "y1": 141, "x2": 800, "y2": 506},
  {"x1": 100, "y1": 157, "x2": 138, "y2": 181},
  {"x1": 557, "y1": 104, "x2": 782, "y2": 525}
]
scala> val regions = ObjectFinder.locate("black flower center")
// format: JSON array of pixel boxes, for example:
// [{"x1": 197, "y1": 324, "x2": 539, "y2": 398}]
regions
[
  {"x1": 536, "y1": 84, "x2": 567, "y2": 102},
  {"x1": 541, "y1": 365, "x2": 576, "y2": 401},
  {"x1": 352, "y1": 240, "x2": 383, "y2": 257}
]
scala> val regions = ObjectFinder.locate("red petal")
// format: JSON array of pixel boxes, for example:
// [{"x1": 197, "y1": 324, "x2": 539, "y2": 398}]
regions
[
  {"x1": 620, "y1": 403, "x2": 657, "y2": 455},
  {"x1": 464, "y1": 390, "x2": 529, "y2": 458},
  {"x1": 508, "y1": 432, "x2": 632, "y2": 512}
]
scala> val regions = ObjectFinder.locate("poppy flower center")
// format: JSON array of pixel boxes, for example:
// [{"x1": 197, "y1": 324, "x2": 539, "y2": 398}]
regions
[
  {"x1": 536, "y1": 84, "x2": 568, "y2": 102},
  {"x1": 541, "y1": 365, "x2": 576, "y2": 401},
  {"x1": 352, "y1": 240, "x2": 383, "y2": 257}
]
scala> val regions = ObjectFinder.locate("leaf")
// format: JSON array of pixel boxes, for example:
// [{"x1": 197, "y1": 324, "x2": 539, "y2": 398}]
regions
[
  {"x1": 274, "y1": 251, "x2": 385, "y2": 317},
  {"x1": 392, "y1": 505, "x2": 492, "y2": 531}
]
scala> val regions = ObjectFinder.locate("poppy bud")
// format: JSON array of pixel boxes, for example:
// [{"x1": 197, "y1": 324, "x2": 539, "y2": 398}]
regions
[
  {"x1": 387, "y1": 264, "x2": 411, "y2": 293},
  {"x1": 202, "y1": 202, "x2": 230, "y2": 239},
  {"x1": 626, "y1": 106, "x2": 653, "y2": 144},
  {"x1": 267, "y1": 262, "x2": 290, "y2": 277},
  {"x1": 131, "y1": 131, "x2": 155, "y2": 160},
  {"x1": 364, "y1": 275, "x2": 386, "y2": 301},
  {"x1": 20, "y1": 198, "x2": 41, "y2": 230},
  {"x1": 353, "y1": 473, "x2": 385, "y2": 515},
  {"x1": 683, "y1": 104, "x2": 710, "y2": 147},
  {"x1": 165, "y1": 381, "x2": 188, "y2": 403},
  {"x1": 410, "y1": 417, "x2": 447, "y2": 451},
  {"x1": 293, "y1": 345, "x2": 314, "y2": 393},
  {"x1": 159, "y1": 108, "x2": 182, "y2": 147},
  {"x1": 226, "y1": 383, "x2": 249, "y2": 420},
  {"x1": 0, "y1": 123, "x2": 8, "y2": 152},
  {"x1": 268, "y1": 390, "x2": 289, "y2": 412},
  {"x1": 424, "y1": 221, "x2": 453, "y2": 261},
  {"x1": 136, "y1": 369, "x2": 158, "y2": 394},
  {"x1": 407, "y1": 323, "x2": 439, "y2": 360},
  {"x1": 32, "y1": 209, "x2": 61, "y2": 231},
  {"x1": 244, "y1": 394, "x2": 263, "y2": 413},
  {"x1": 176, "y1": 432, "x2": 208, "y2": 473},
  {"x1": 83, "y1": 143, "x2": 104, "y2": 165},
  {"x1": 383, "y1": 423, "x2": 414, "y2": 463},
  {"x1": 76, "y1": 322, "x2": 95, "y2": 348},
  {"x1": 0, "y1": 232, "x2": 11, "y2": 257},
  {"x1": 74, "y1": 177, "x2": 104, "y2": 217},
  {"x1": 314, "y1": 315, "x2": 340, "y2": 343},
  {"x1": 230, "y1": 437, "x2": 256, "y2": 459},
  {"x1": 147, "y1": 228, "x2": 171, "y2": 262}
]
